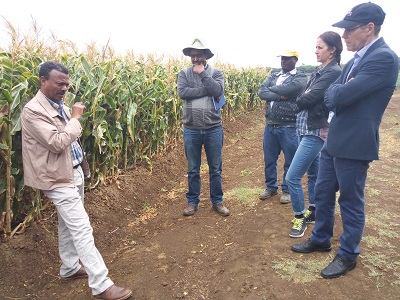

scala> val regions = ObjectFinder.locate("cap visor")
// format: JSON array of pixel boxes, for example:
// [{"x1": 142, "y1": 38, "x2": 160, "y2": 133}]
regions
[{"x1": 332, "y1": 19, "x2": 359, "y2": 28}]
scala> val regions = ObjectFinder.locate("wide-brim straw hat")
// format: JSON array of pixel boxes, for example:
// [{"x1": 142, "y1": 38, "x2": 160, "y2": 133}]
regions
[{"x1": 182, "y1": 38, "x2": 214, "y2": 59}]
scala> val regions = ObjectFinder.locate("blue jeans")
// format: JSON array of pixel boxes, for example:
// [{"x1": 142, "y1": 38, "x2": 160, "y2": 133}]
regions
[
  {"x1": 263, "y1": 125, "x2": 298, "y2": 193},
  {"x1": 286, "y1": 135, "x2": 324, "y2": 215},
  {"x1": 310, "y1": 146, "x2": 370, "y2": 260},
  {"x1": 183, "y1": 125, "x2": 223, "y2": 206}
]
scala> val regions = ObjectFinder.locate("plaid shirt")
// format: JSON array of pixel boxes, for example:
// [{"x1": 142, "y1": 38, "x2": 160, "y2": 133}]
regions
[
  {"x1": 296, "y1": 109, "x2": 328, "y2": 141},
  {"x1": 46, "y1": 97, "x2": 83, "y2": 167}
]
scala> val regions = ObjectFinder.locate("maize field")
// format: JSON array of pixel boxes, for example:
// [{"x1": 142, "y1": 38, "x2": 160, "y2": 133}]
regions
[{"x1": 0, "y1": 22, "x2": 271, "y2": 237}]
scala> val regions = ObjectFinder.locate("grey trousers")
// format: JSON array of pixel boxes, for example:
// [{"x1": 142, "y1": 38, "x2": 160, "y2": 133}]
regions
[{"x1": 43, "y1": 166, "x2": 113, "y2": 295}]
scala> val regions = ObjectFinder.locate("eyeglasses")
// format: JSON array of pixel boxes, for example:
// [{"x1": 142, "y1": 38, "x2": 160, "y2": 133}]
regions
[
  {"x1": 343, "y1": 24, "x2": 366, "y2": 35},
  {"x1": 190, "y1": 53, "x2": 205, "y2": 59}
]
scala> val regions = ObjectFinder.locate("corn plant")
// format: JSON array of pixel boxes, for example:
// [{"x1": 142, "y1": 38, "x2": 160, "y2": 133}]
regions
[{"x1": 0, "y1": 20, "x2": 270, "y2": 237}]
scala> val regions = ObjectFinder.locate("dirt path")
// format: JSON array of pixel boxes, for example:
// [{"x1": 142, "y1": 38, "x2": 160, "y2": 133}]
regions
[{"x1": 1, "y1": 93, "x2": 400, "y2": 300}]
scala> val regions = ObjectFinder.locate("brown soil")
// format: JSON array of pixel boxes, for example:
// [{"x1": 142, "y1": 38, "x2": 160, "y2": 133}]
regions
[{"x1": 1, "y1": 93, "x2": 400, "y2": 300}]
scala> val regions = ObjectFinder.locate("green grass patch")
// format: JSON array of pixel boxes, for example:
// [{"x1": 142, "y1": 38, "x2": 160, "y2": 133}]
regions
[
  {"x1": 367, "y1": 209, "x2": 399, "y2": 229},
  {"x1": 271, "y1": 257, "x2": 331, "y2": 283},
  {"x1": 142, "y1": 201, "x2": 152, "y2": 211},
  {"x1": 378, "y1": 228, "x2": 399, "y2": 238},
  {"x1": 240, "y1": 169, "x2": 253, "y2": 176},
  {"x1": 365, "y1": 186, "x2": 382, "y2": 197},
  {"x1": 225, "y1": 187, "x2": 261, "y2": 207},
  {"x1": 363, "y1": 235, "x2": 396, "y2": 249},
  {"x1": 362, "y1": 252, "x2": 391, "y2": 271}
]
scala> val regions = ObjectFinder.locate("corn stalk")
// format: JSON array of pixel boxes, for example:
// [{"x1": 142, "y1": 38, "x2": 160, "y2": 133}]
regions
[{"x1": 0, "y1": 20, "x2": 270, "y2": 236}]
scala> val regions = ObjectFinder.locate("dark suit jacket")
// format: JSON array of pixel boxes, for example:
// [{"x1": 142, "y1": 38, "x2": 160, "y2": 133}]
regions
[{"x1": 324, "y1": 38, "x2": 399, "y2": 160}]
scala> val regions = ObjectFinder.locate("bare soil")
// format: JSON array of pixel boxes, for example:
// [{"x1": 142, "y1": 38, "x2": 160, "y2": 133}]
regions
[{"x1": 1, "y1": 93, "x2": 400, "y2": 300}]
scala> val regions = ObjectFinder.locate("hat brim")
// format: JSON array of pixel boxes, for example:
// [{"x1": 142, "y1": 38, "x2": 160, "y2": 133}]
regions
[
  {"x1": 277, "y1": 55, "x2": 298, "y2": 58},
  {"x1": 182, "y1": 47, "x2": 214, "y2": 59},
  {"x1": 332, "y1": 19, "x2": 360, "y2": 28}
]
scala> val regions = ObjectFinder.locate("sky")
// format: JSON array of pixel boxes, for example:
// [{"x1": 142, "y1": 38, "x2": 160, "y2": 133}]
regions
[{"x1": 1, "y1": 0, "x2": 399, "y2": 68}]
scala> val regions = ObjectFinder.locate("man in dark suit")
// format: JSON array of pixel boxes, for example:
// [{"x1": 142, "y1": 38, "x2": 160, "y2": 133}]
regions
[{"x1": 291, "y1": 2, "x2": 399, "y2": 279}]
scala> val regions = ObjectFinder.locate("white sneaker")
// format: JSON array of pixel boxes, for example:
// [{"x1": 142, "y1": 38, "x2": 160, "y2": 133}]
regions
[{"x1": 280, "y1": 192, "x2": 291, "y2": 204}]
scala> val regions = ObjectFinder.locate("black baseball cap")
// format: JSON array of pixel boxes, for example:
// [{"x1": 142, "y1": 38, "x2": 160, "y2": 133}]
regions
[{"x1": 332, "y1": 2, "x2": 386, "y2": 28}]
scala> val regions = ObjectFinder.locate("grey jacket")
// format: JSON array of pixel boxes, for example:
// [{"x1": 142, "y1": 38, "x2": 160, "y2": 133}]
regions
[
  {"x1": 258, "y1": 69, "x2": 307, "y2": 126},
  {"x1": 177, "y1": 65, "x2": 224, "y2": 129}
]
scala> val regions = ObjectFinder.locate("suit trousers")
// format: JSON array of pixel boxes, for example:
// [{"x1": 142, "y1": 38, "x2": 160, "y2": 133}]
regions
[
  {"x1": 43, "y1": 166, "x2": 114, "y2": 295},
  {"x1": 310, "y1": 145, "x2": 370, "y2": 260}
]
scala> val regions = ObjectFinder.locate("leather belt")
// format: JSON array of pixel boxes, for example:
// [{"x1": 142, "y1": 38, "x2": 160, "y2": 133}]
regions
[{"x1": 267, "y1": 124, "x2": 294, "y2": 128}]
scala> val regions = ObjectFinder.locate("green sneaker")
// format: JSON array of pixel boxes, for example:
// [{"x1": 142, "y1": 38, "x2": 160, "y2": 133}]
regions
[
  {"x1": 289, "y1": 217, "x2": 307, "y2": 238},
  {"x1": 304, "y1": 209, "x2": 315, "y2": 224}
]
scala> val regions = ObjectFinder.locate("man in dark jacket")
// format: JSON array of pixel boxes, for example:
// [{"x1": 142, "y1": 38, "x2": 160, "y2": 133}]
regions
[
  {"x1": 291, "y1": 2, "x2": 399, "y2": 279},
  {"x1": 258, "y1": 51, "x2": 307, "y2": 204}
]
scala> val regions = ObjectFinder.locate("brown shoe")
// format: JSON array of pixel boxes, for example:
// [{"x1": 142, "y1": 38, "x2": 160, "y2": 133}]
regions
[
  {"x1": 183, "y1": 205, "x2": 198, "y2": 216},
  {"x1": 212, "y1": 204, "x2": 230, "y2": 217},
  {"x1": 61, "y1": 266, "x2": 88, "y2": 281},
  {"x1": 92, "y1": 285, "x2": 133, "y2": 300}
]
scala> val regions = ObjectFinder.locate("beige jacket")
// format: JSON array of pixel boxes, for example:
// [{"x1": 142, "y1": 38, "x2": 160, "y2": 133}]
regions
[{"x1": 21, "y1": 91, "x2": 89, "y2": 190}]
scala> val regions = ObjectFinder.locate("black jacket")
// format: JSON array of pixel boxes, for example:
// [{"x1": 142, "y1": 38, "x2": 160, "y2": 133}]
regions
[
  {"x1": 258, "y1": 69, "x2": 307, "y2": 126},
  {"x1": 296, "y1": 61, "x2": 341, "y2": 130}
]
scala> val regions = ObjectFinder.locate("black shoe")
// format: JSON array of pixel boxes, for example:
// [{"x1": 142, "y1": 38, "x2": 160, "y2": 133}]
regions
[
  {"x1": 291, "y1": 238, "x2": 331, "y2": 253},
  {"x1": 321, "y1": 255, "x2": 357, "y2": 279},
  {"x1": 304, "y1": 209, "x2": 315, "y2": 224}
]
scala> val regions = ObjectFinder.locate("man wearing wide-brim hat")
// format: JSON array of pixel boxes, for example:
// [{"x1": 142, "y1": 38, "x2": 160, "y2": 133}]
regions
[
  {"x1": 182, "y1": 38, "x2": 214, "y2": 60},
  {"x1": 177, "y1": 38, "x2": 230, "y2": 217}
]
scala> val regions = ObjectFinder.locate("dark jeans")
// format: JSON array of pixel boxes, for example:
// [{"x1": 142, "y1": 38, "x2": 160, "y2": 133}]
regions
[
  {"x1": 183, "y1": 125, "x2": 223, "y2": 206},
  {"x1": 263, "y1": 124, "x2": 298, "y2": 193}
]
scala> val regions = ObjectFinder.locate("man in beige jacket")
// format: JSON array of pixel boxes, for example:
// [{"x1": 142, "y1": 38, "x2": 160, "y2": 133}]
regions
[{"x1": 21, "y1": 61, "x2": 132, "y2": 300}]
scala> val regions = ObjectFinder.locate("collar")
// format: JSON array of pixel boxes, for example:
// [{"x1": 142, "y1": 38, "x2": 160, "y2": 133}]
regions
[
  {"x1": 277, "y1": 68, "x2": 297, "y2": 76},
  {"x1": 318, "y1": 60, "x2": 338, "y2": 74},
  {"x1": 355, "y1": 37, "x2": 380, "y2": 60},
  {"x1": 41, "y1": 90, "x2": 64, "y2": 114}
]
